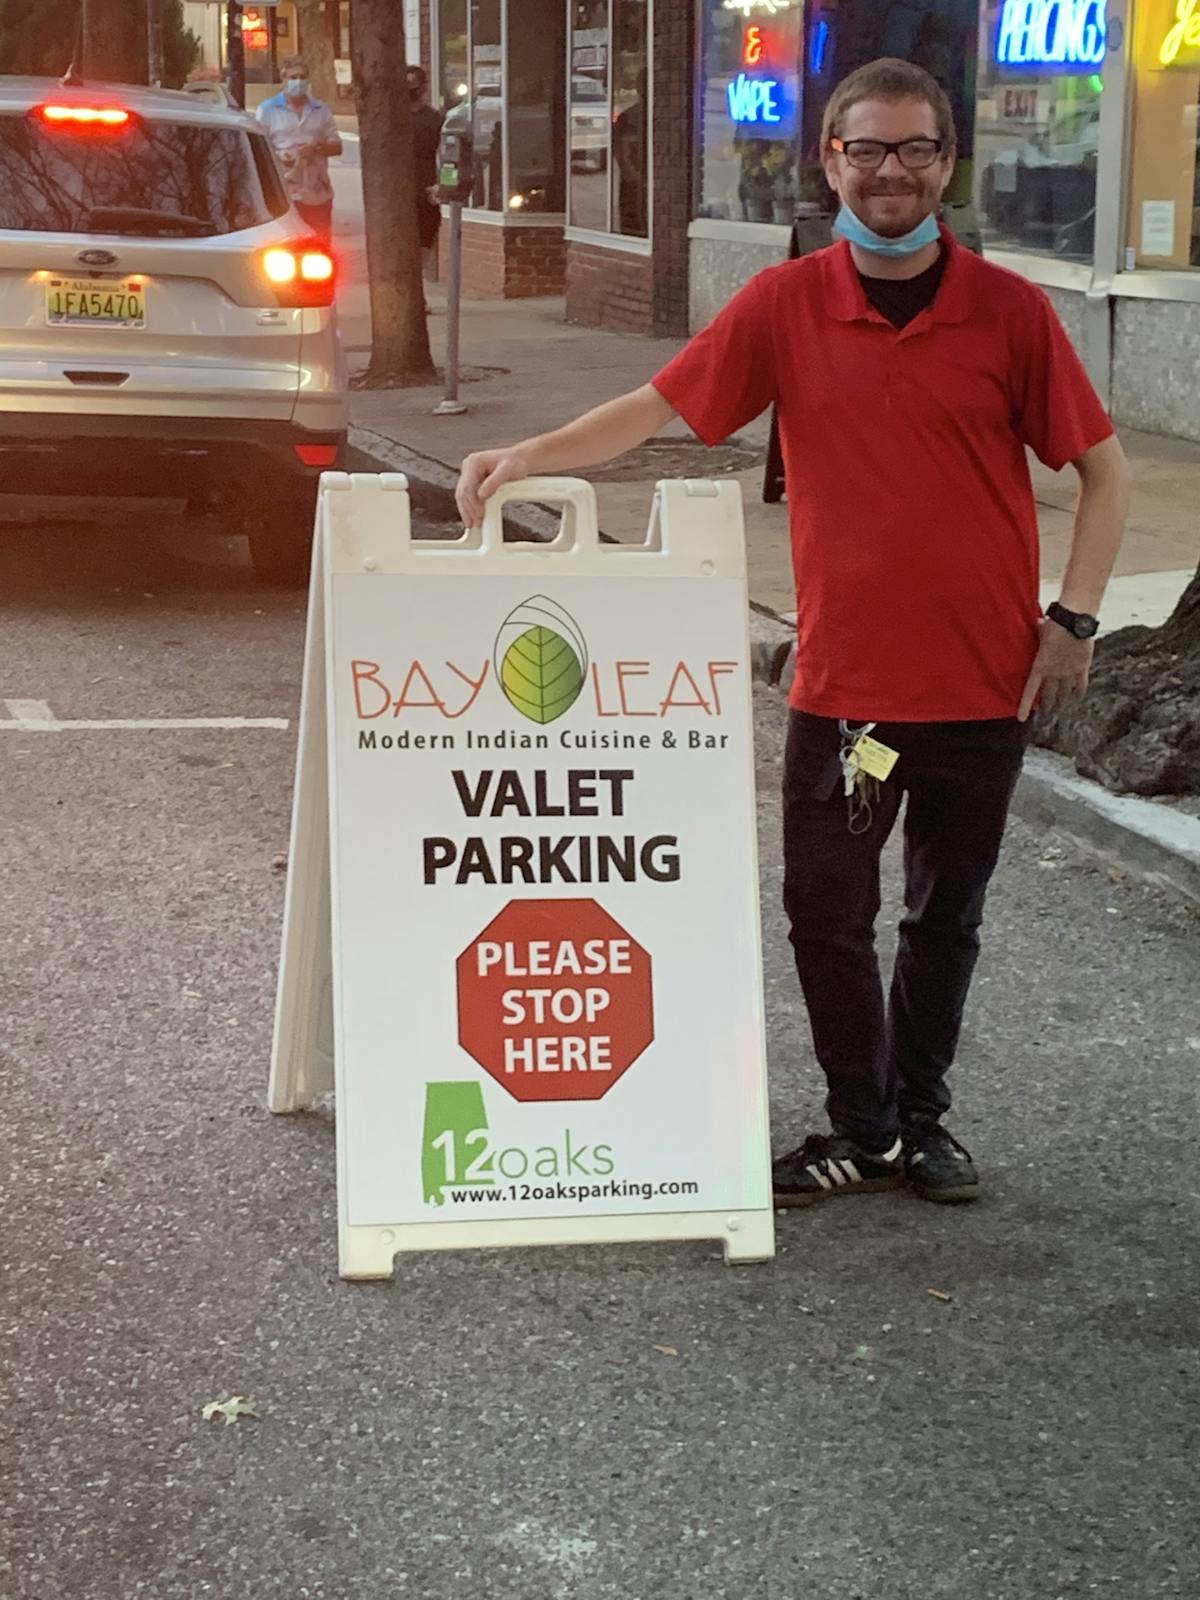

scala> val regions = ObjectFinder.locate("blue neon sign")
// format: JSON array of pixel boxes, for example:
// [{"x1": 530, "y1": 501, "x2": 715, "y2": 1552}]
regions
[
  {"x1": 809, "y1": 19, "x2": 831, "y2": 73},
  {"x1": 727, "y1": 72, "x2": 784, "y2": 123},
  {"x1": 995, "y1": 0, "x2": 1106, "y2": 67}
]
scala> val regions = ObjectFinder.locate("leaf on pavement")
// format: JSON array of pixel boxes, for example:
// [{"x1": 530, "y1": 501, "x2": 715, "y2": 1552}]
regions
[
  {"x1": 202, "y1": 1396, "x2": 258, "y2": 1425},
  {"x1": 927, "y1": 1289, "x2": 953, "y2": 1303},
  {"x1": 652, "y1": 1345, "x2": 678, "y2": 1358}
]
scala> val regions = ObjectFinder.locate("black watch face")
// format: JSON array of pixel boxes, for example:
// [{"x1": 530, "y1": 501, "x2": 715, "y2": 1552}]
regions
[{"x1": 1077, "y1": 617, "x2": 1098, "y2": 638}]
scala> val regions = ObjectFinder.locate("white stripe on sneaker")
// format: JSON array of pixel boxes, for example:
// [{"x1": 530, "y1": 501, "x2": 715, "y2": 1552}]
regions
[
  {"x1": 811, "y1": 1167, "x2": 833, "y2": 1190},
  {"x1": 837, "y1": 1159, "x2": 862, "y2": 1184}
]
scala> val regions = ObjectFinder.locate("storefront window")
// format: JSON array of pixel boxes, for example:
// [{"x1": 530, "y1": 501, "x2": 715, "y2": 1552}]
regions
[
  {"x1": 508, "y1": 0, "x2": 566, "y2": 212},
  {"x1": 568, "y1": 0, "x2": 649, "y2": 237},
  {"x1": 437, "y1": 0, "x2": 565, "y2": 214},
  {"x1": 974, "y1": 0, "x2": 1103, "y2": 262},
  {"x1": 1126, "y1": 0, "x2": 1200, "y2": 268},
  {"x1": 437, "y1": 0, "x2": 469, "y2": 110},
  {"x1": 469, "y1": 0, "x2": 502, "y2": 210},
  {"x1": 571, "y1": 0, "x2": 609, "y2": 230},
  {"x1": 611, "y1": 0, "x2": 649, "y2": 235},
  {"x1": 697, "y1": 1, "x2": 804, "y2": 223},
  {"x1": 697, "y1": 0, "x2": 976, "y2": 226}
]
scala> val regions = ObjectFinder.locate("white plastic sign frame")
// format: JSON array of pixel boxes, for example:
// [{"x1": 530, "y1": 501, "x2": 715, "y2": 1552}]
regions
[{"x1": 270, "y1": 474, "x2": 774, "y2": 1279}]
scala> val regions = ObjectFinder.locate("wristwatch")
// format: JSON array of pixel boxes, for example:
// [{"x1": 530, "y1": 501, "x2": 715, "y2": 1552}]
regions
[{"x1": 1046, "y1": 601, "x2": 1100, "y2": 640}]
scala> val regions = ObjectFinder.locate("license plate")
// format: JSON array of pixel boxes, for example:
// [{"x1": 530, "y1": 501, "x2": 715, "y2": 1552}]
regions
[{"x1": 46, "y1": 277, "x2": 146, "y2": 328}]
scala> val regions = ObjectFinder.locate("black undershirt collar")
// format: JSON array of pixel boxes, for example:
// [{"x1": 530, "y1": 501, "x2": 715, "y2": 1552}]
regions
[{"x1": 857, "y1": 246, "x2": 948, "y2": 331}]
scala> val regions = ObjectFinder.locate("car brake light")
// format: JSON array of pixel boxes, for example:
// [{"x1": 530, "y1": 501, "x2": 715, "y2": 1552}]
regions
[
  {"x1": 300, "y1": 250, "x2": 334, "y2": 283},
  {"x1": 263, "y1": 247, "x2": 298, "y2": 284},
  {"x1": 261, "y1": 241, "x2": 336, "y2": 306},
  {"x1": 294, "y1": 444, "x2": 340, "y2": 467},
  {"x1": 38, "y1": 104, "x2": 130, "y2": 129}
]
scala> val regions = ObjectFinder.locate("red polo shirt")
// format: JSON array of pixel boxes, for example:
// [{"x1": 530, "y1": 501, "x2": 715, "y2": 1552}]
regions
[{"x1": 651, "y1": 229, "x2": 1114, "y2": 722}]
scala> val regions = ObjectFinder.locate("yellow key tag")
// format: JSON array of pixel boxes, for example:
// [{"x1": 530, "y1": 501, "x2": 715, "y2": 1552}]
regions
[{"x1": 851, "y1": 734, "x2": 899, "y2": 782}]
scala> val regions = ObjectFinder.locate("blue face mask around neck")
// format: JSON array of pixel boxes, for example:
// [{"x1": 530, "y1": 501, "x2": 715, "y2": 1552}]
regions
[{"x1": 832, "y1": 204, "x2": 940, "y2": 257}]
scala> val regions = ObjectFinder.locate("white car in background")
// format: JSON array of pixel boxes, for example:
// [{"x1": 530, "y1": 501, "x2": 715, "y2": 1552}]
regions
[
  {"x1": 0, "y1": 75, "x2": 348, "y2": 581},
  {"x1": 570, "y1": 73, "x2": 608, "y2": 172}
]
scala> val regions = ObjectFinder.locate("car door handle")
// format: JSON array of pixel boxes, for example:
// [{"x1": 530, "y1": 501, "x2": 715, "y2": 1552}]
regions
[{"x1": 63, "y1": 370, "x2": 130, "y2": 386}]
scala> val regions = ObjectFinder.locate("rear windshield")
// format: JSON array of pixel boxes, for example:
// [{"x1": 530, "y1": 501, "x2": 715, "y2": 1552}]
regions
[{"x1": 0, "y1": 113, "x2": 288, "y2": 235}]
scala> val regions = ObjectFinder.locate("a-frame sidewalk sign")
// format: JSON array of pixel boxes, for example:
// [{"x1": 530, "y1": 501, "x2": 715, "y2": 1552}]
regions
[{"x1": 269, "y1": 473, "x2": 774, "y2": 1279}]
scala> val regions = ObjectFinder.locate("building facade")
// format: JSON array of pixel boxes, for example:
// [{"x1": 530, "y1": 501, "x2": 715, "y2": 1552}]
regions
[
  {"x1": 183, "y1": 1, "x2": 423, "y2": 113},
  {"x1": 416, "y1": 0, "x2": 1200, "y2": 438}
]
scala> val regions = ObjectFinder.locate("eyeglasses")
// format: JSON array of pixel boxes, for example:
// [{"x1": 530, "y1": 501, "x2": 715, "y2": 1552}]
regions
[{"x1": 830, "y1": 137, "x2": 945, "y2": 171}]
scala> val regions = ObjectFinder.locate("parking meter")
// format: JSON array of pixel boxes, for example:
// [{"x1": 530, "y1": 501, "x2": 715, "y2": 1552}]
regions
[
  {"x1": 436, "y1": 123, "x2": 475, "y2": 205},
  {"x1": 433, "y1": 118, "x2": 472, "y2": 416}
]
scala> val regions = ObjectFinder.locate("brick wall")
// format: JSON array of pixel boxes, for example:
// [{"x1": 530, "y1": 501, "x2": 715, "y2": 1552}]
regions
[
  {"x1": 439, "y1": 220, "x2": 567, "y2": 298},
  {"x1": 565, "y1": 244, "x2": 653, "y2": 333},
  {"x1": 650, "y1": 0, "x2": 694, "y2": 336}
]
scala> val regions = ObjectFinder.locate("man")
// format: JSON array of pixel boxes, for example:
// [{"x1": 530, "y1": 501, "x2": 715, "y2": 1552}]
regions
[
  {"x1": 256, "y1": 56, "x2": 342, "y2": 238},
  {"x1": 454, "y1": 60, "x2": 1130, "y2": 1209},
  {"x1": 407, "y1": 66, "x2": 445, "y2": 267}
]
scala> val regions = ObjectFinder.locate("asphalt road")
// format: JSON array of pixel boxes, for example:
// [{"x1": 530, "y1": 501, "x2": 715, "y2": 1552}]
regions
[{"x1": 2, "y1": 512, "x2": 1198, "y2": 1600}]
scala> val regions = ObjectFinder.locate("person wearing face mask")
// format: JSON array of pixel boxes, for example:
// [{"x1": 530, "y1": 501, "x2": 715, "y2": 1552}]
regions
[
  {"x1": 454, "y1": 59, "x2": 1132, "y2": 1212},
  {"x1": 257, "y1": 56, "x2": 343, "y2": 239},
  {"x1": 407, "y1": 66, "x2": 446, "y2": 268}
]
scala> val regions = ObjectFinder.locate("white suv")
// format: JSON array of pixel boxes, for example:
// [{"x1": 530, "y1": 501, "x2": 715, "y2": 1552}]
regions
[{"x1": 0, "y1": 75, "x2": 348, "y2": 580}]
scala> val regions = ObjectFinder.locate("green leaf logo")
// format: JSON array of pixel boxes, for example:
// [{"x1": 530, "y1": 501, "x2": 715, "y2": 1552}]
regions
[
  {"x1": 501, "y1": 626, "x2": 583, "y2": 723},
  {"x1": 494, "y1": 598, "x2": 588, "y2": 724}
]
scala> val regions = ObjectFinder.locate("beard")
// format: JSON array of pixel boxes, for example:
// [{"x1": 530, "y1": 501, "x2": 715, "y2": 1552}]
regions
[{"x1": 857, "y1": 189, "x2": 932, "y2": 237}]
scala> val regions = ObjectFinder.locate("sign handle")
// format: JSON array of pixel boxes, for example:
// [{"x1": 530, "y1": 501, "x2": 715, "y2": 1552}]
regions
[{"x1": 478, "y1": 477, "x2": 601, "y2": 553}]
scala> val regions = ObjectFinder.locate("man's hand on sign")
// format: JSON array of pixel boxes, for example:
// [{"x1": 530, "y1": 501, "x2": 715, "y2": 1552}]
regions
[
  {"x1": 456, "y1": 446, "x2": 531, "y2": 528},
  {"x1": 1017, "y1": 617, "x2": 1094, "y2": 722},
  {"x1": 455, "y1": 385, "x2": 678, "y2": 528}
]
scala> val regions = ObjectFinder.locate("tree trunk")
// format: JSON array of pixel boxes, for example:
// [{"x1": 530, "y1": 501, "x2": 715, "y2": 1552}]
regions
[
  {"x1": 294, "y1": 0, "x2": 338, "y2": 105},
  {"x1": 353, "y1": 0, "x2": 436, "y2": 385},
  {"x1": 1034, "y1": 559, "x2": 1200, "y2": 796},
  {"x1": 89, "y1": 0, "x2": 148, "y2": 80}
]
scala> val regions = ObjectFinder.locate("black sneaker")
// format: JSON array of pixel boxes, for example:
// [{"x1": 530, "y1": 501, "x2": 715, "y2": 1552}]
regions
[
  {"x1": 903, "y1": 1125, "x2": 980, "y2": 1203},
  {"x1": 773, "y1": 1133, "x2": 904, "y2": 1208}
]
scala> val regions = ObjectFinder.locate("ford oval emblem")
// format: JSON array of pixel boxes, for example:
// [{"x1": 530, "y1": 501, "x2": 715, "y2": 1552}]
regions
[{"x1": 76, "y1": 248, "x2": 118, "y2": 266}]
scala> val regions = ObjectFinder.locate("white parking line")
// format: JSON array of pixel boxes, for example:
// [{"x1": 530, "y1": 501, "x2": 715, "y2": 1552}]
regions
[
  {"x1": 5, "y1": 699, "x2": 54, "y2": 723},
  {"x1": 2, "y1": 700, "x2": 289, "y2": 732}
]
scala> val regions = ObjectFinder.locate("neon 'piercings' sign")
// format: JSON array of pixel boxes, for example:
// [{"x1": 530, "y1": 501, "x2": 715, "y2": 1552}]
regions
[
  {"x1": 995, "y1": 0, "x2": 1106, "y2": 66},
  {"x1": 1159, "y1": 0, "x2": 1200, "y2": 64}
]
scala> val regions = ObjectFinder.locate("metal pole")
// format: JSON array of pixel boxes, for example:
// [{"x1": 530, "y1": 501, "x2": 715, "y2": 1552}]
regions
[
  {"x1": 226, "y1": 0, "x2": 246, "y2": 109},
  {"x1": 147, "y1": 0, "x2": 165, "y2": 87},
  {"x1": 433, "y1": 201, "x2": 468, "y2": 416}
]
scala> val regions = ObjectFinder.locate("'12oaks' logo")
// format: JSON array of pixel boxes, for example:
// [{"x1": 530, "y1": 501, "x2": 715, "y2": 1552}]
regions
[{"x1": 493, "y1": 596, "x2": 587, "y2": 725}]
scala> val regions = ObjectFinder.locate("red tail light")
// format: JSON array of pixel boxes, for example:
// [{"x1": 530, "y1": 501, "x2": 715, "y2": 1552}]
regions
[
  {"x1": 294, "y1": 444, "x2": 340, "y2": 467},
  {"x1": 261, "y1": 240, "x2": 336, "y2": 307},
  {"x1": 37, "y1": 103, "x2": 131, "y2": 130}
]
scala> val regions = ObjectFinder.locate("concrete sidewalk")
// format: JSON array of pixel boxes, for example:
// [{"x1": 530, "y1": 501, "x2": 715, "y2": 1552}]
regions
[{"x1": 339, "y1": 276, "x2": 1198, "y2": 631}]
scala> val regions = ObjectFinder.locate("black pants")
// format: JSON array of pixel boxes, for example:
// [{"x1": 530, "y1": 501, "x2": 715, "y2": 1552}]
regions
[{"x1": 782, "y1": 711, "x2": 1028, "y2": 1150}]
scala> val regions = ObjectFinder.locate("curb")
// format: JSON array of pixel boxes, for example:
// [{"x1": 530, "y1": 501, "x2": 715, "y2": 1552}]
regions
[
  {"x1": 347, "y1": 427, "x2": 562, "y2": 544},
  {"x1": 748, "y1": 606, "x2": 795, "y2": 688},
  {"x1": 1012, "y1": 751, "x2": 1200, "y2": 909}
]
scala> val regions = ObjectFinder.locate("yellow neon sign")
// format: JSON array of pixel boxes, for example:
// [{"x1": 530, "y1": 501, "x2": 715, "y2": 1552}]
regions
[{"x1": 1159, "y1": 0, "x2": 1200, "y2": 65}]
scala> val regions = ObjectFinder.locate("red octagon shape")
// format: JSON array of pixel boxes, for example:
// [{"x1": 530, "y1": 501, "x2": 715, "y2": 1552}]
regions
[{"x1": 457, "y1": 898, "x2": 654, "y2": 1102}]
